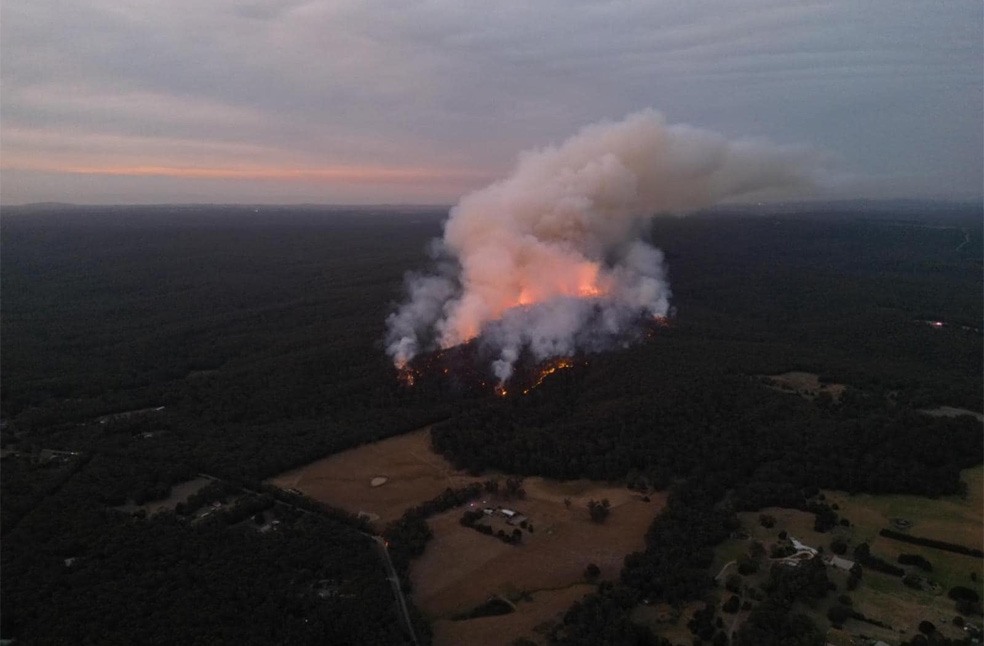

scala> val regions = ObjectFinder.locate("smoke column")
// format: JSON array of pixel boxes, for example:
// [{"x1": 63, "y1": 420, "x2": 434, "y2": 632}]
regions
[{"x1": 386, "y1": 109, "x2": 814, "y2": 383}]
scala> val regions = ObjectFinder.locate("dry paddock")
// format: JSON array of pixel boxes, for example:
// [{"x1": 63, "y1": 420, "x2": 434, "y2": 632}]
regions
[{"x1": 266, "y1": 427, "x2": 666, "y2": 645}]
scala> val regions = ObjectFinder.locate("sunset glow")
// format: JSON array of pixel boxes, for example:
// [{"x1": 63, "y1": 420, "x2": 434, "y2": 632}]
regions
[{"x1": 1, "y1": 162, "x2": 488, "y2": 185}]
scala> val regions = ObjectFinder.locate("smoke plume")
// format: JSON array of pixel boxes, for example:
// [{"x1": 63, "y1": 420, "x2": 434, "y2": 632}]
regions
[{"x1": 386, "y1": 109, "x2": 814, "y2": 383}]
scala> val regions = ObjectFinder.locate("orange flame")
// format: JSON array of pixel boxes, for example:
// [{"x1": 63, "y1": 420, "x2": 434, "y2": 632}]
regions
[
  {"x1": 498, "y1": 261, "x2": 609, "y2": 315},
  {"x1": 495, "y1": 385, "x2": 508, "y2": 397},
  {"x1": 522, "y1": 358, "x2": 575, "y2": 395},
  {"x1": 397, "y1": 366, "x2": 418, "y2": 387}
]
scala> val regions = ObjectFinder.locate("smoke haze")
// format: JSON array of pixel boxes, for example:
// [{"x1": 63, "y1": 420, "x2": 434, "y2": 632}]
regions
[{"x1": 386, "y1": 109, "x2": 816, "y2": 383}]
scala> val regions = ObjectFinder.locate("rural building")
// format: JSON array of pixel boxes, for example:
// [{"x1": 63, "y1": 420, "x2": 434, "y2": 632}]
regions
[
  {"x1": 788, "y1": 536, "x2": 817, "y2": 556},
  {"x1": 500, "y1": 508, "x2": 517, "y2": 518},
  {"x1": 825, "y1": 555, "x2": 855, "y2": 571}
]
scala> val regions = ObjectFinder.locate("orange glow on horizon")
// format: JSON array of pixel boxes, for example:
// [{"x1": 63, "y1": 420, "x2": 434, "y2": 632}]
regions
[{"x1": 1, "y1": 162, "x2": 489, "y2": 185}]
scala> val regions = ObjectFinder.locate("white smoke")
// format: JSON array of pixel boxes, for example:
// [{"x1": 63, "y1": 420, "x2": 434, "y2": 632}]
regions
[{"x1": 386, "y1": 109, "x2": 815, "y2": 383}]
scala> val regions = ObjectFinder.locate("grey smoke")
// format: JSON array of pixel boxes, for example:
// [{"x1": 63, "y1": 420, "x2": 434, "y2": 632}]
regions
[{"x1": 386, "y1": 109, "x2": 816, "y2": 383}]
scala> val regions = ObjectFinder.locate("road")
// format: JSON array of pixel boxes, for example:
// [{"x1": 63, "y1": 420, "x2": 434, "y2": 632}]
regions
[
  {"x1": 374, "y1": 536, "x2": 420, "y2": 646},
  {"x1": 713, "y1": 560, "x2": 736, "y2": 583}
]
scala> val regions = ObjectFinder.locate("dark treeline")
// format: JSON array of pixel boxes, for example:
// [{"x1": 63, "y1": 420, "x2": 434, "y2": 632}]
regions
[
  {"x1": 880, "y1": 528, "x2": 984, "y2": 558},
  {"x1": 1, "y1": 204, "x2": 981, "y2": 644}
]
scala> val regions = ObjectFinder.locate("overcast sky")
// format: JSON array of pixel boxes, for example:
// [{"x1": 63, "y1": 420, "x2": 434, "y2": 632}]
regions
[{"x1": 2, "y1": 0, "x2": 981, "y2": 205}]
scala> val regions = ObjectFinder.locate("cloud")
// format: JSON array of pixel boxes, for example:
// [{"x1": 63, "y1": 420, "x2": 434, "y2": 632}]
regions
[{"x1": 1, "y1": 0, "x2": 980, "y2": 203}]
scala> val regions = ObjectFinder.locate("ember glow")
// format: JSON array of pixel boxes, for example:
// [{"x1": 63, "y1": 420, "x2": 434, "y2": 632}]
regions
[
  {"x1": 522, "y1": 358, "x2": 575, "y2": 395},
  {"x1": 386, "y1": 109, "x2": 815, "y2": 385},
  {"x1": 397, "y1": 366, "x2": 418, "y2": 387}
]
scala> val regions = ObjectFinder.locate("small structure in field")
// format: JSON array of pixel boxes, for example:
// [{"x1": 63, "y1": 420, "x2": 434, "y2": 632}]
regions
[
  {"x1": 825, "y1": 555, "x2": 855, "y2": 571},
  {"x1": 370, "y1": 476, "x2": 388, "y2": 487}
]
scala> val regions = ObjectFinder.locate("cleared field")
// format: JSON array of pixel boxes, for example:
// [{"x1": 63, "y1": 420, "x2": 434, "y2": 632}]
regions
[
  {"x1": 764, "y1": 371, "x2": 845, "y2": 400},
  {"x1": 115, "y1": 476, "x2": 210, "y2": 516},
  {"x1": 431, "y1": 584, "x2": 594, "y2": 646},
  {"x1": 825, "y1": 465, "x2": 983, "y2": 553},
  {"x1": 919, "y1": 406, "x2": 984, "y2": 423},
  {"x1": 704, "y1": 467, "x2": 984, "y2": 644},
  {"x1": 266, "y1": 427, "x2": 481, "y2": 526},
  {"x1": 411, "y1": 477, "x2": 664, "y2": 625},
  {"x1": 266, "y1": 427, "x2": 666, "y2": 645}
]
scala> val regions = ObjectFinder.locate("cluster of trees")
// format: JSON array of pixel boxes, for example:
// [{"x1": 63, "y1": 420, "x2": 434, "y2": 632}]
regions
[
  {"x1": 383, "y1": 483, "x2": 484, "y2": 578},
  {"x1": 459, "y1": 510, "x2": 525, "y2": 544},
  {"x1": 880, "y1": 528, "x2": 984, "y2": 558}
]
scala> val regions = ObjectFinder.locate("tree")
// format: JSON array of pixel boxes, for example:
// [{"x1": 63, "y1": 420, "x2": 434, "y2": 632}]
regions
[
  {"x1": 917, "y1": 620, "x2": 935, "y2": 635},
  {"x1": 826, "y1": 604, "x2": 849, "y2": 627},
  {"x1": 584, "y1": 563, "x2": 601, "y2": 581},
  {"x1": 749, "y1": 541, "x2": 766, "y2": 559},
  {"x1": 738, "y1": 557, "x2": 759, "y2": 575},
  {"x1": 587, "y1": 499, "x2": 611, "y2": 523}
]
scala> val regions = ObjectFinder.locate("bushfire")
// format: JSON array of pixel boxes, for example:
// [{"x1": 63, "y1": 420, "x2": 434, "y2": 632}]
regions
[
  {"x1": 394, "y1": 313, "x2": 670, "y2": 396},
  {"x1": 521, "y1": 358, "x2": 575, "y2": 395}
]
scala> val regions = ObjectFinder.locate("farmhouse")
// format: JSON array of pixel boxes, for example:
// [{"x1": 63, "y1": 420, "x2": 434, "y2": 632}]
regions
[
  {"x1": 825, "y1": 555, "x2": 855, "y2": 571},
  {"x1": 788, "y1": 536, "x2": 817, "y2": 556}
]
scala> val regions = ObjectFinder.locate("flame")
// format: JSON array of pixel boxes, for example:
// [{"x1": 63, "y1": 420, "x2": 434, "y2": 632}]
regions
[
  {"x1": 495, "y1": 385, "x2": 508, "y2": 397},
  {"x1": 397, "y1": 366, "x2": 417, "y2": 387},
  {"x1": 498, "y1": 261, "x2": 609, "y2": 314},
  {"x1": 522, "y1": 358, "x2": 575, "y2": 395}
]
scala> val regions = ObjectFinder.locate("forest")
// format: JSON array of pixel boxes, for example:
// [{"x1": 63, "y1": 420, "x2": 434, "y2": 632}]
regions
[{"x1": 1, "y1": 201, "x2": 981, "y2": 644}]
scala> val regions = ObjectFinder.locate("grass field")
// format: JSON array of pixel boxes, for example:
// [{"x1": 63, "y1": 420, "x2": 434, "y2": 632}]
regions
[
  {"x1": 266, "y1": 427, "x2": 483, "y2": 526},
  {"x1": 825, "y1": 465, "x2": 984, "y2": 550},
  {"x1": 764, "y1": 371, "x2": 846, "y2": 400},
  {"x1": 114, "y1": 477, "x2": 211, "y2": 516},
  {"x1": 267, "y1": 427, "x2": 666, "y2": 645},
  {"x1": 699, "y1": 466, "x2": 984, "y2": 645},
  {"x1": 431, "y1": 584, "x2": 594, "y2": 646}
]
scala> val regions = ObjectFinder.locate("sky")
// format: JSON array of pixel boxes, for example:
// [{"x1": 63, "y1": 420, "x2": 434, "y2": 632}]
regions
[{"x1": 2, "y1": 0, "x2": 981, "y2": 205}]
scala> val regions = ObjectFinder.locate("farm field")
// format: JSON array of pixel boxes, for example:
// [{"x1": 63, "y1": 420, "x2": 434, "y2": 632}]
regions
[
  {"x1": 114, "y1": 476, "x2": 211, "y2": 516},
  {"x1": 267, "y1": 426, "x2": 666, "y2": 645},
  {"x1": 411, "y1": 477, "x2": 663, "y2": 614},
  {"x1": 693, "y1": 466, "x2": 984, "y2": 645},
  {"x1": 431, "y1": 584, "x2": 594, "y2": 646},
  {"x1": 266, "y1": 426, "x2": 481, "y2": 526},
  {"x1": 763, "y1": 371, "x2": 846, "y2": 400}
]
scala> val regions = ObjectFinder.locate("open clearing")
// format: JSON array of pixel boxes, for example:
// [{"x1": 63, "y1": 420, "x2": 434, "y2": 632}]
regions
[
  {"x1": 267, "y1": 427, "x2": 481, "y2": 526},
  {"x1": 431, "y1": 584, "x2": 594, "y2": 646},
  {"x1": 411, "y1": 477, "x2": 664, "y2": 619},
  {"x1": 919, "y1": 406, "x2": 984, "y2": 423},
  {"x1": 825, "y1": 465, "x2": 983, "y2": 553},
  {"x1": 764, "y1": 371, "x2": 845, "y2": 400},
  {"x1": 268, "y1": 428, "x2": 666, "y2": 645},
  {"x1": 115, "y1": 476, "x2": 210, "y2": 516},
  {"x1": 698, "y1": 466, "x2": 984, "y2": 645}
]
